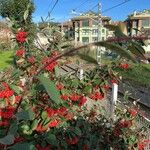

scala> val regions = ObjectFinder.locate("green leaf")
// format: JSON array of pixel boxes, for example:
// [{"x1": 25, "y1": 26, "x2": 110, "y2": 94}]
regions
[
  {"x1": 41, "y1": 111, "x2": 48, "y2": 120},
  {"x1": 71, "y1": 79, "x2": 79, "y2": 88},
  {"x1": 23, "y1": 3, "x2": 31, "y2": 22},
  {"x1": 9, "y1": 84, "x2": 21, "y2": 94},
  {"x1": 95, "y1": 42, "x2": 137, "y2": 62},
  {"x1": 9, "y1": 142, "x2": 36, "y2": 150},
  {"x1": 74, "y1": 127, "x2": 82, "y2": 136},
  {"x1": 31, "y1": 119, "x2": 39, "y2": 131},
  {"x1": 83, "y1": 85, "x2": 92, "y2": 93},
  {"x1": 16, "y1": 110, "x2": 35, "y2": 121},
  {"x1": 46, "y1": 134, "x2": 58, "y2": 146},
  {"x1": 0, "y1": 134, "x2": 14, "y2": 145},
  {"x1": 11, "y1": 69, "x2": 20, "y2": 78},
  {"x1": 54, "y1": 66, "x2": 60, "y2": 77},
  {"x1": 64, "y1": 40, "x2": 137, "y2": 62},
  {"x1": 38, "y1": 74, "x2": 61, "y2": 105},
  {"x1": 8, "y1": 121, "x2": 18, "y2": 135}
]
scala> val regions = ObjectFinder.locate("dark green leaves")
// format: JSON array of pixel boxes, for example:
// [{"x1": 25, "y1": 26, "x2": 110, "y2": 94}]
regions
[
  {"x1": 38, "y1": 74, "x2": 62, "y2": 105},
  {"x1": 16, "y1": 110, "x2": 35, "y2": 121},
  {"x1": 0, "y1": 134, "x2": 14, "y2": 145},
  {"x1": 46, "y1": 133, "x2": 58, "y2": 146},
  {"x1": 8, "y1": 142, "x2": 36, "y2": 150}
]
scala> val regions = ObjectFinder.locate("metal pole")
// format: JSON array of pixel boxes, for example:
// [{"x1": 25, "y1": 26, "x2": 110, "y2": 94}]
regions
[{"x1": 97, "y1": 2, "x2": 102, "y2": 65}]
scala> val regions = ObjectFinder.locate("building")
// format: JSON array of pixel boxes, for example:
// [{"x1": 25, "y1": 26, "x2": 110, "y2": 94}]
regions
[
  {"x1": 58, "y1": 21, "x2": 74, "y2": 39},
  {"x1": 71, "y1": 12, "x2": 111, "y2": 44},
  {"x1": 126, "y1": 10, "x2": 150, "y2": 52},
  {"x1": 126, "y1": 10, "x2": 150, "y2": 36},
  {"x1": 58, "y1": 12, "x2": 111, "y2": 43}
]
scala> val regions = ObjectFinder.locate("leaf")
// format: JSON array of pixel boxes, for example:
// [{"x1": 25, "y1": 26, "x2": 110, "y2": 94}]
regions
[
  {"x1": 0, "y1": 134, "x2": 14, "y2": 145},
  {"x1": 23, "y1": 3, "x2": 31, "y2": 21},
  {"x1": 54, "y1": 66, "x2": 60, "y2": 77},
  {"x1": 74, "y1": 127, "x2": 82, "y2": 136},
  {"x1": 62, "y1": 41, "x2": 137, "y2": 62},
  {"x1": 11, "y1": 69, "x2": 20, "y2": 78},
  {"x1": 83, "y1": 85, "x2": 92, "y2": 93},
  {"x1": 16, "y1": 110, "x2": 35, "y2": 121},
  {"x1": 8, "y1": 142, "x2": 36, "y2": 150},
  {"x1": 38, "y1": 74, "x2": 61, "y2": 105},
  {"x1": 8, "y1": 121, "x2": 18, "y2": 135},
  {"x1": 95, "y1": 42, "x2": 137, "y2": 62},
  {"x1": 41, "y1": 111, "x2": 48, "y2": 120},
  {"x1": 9, "y1": 84, "x2": 21, "y2": 94},
  {"x1": 71, "y1": 79, "x2": 79, "y2": 88},
  {"x1": 46, "y1": 134, "x2": 58, "y2": 146},
  {"x1": 104, "y1": 24, "x2": 146, "y2": 60},
  {"x1": 31, "y1": 119, "x2": 39, "y2": 131}
]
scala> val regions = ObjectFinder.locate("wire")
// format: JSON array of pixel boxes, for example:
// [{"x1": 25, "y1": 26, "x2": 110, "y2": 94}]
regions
[
  {"x1": 45, "y1": 0, "x2": 59, "y2": 21},
  {"x1": 73, "y1": 0, "x2": 91, "y2": 11},
  {"x1": 44, "y1": 0, "x2": 54, "y2": 15},
  {"x1": 102, "y1": 0, "x2": 132, "y2": 13},
  {"x1": 90, "y1": 4, "x2": 98, "y2": 11},
  {"x1": 49, "y1": 0, "x2": 59, "y2": 14}
]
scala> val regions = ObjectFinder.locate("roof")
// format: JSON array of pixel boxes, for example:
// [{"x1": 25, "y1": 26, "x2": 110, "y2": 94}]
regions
[
  {"x1": 71, "y1": 11, "x2": 111, "y2": 21},
  {"x1": 71, "y1": 15, "x2": 111, "y2": 21},
  {"x1": 58, "y1": 21, "x2": 72, "y2": 27},
  {"x1": 127, "y1": 10, "x2": 150, "y2": 20}
]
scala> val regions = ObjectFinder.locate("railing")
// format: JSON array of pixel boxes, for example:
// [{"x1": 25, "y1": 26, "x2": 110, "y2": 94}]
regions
[
  {"x1": 111, "y1": 83, "x2": 150, "y2": 150},
  {"x1": 59, "y1": 64, "x2": 150, "y2": 149}
]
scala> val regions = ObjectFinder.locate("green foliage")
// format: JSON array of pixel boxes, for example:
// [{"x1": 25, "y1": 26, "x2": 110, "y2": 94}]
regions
[
  {"x1": 9, "y1": 142, "x2": 36, "y2": 150},
  {"x1": 38, "y1": 74, "x2": 62, "y2": 105},
  {"x1": 0, "y1": 134, "x2": 14, "y2": 145},
  {"x1": 0, "y1": 0, "x2": 35, "y2": 28},
  {"x1": 116, "y1": 63, "x2": 150, "y2": 88},
  {"x1": 0, "y1": 4, "x2": 148, "y2": 150}
]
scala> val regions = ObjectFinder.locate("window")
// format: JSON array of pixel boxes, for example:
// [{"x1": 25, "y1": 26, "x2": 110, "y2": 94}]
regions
[
  {"x1": 102, "y1": 29, "x2": 105, "y2": 33},
  {"x1": 82, "y1": 20, "x2": 89, "y2": 27},
  {"x1": 92, "y1": 20, "x2": 98, "y2": 26},
  {"x1": 82, "y1": 29, "x2": 90, "y2": 35},
  {"x1": 92, "y1": 29, "x2": 98, "y2": 35},
  {"x1": 92, "y1": 37, "x2": 98, "y2": 42},
  {"x1": 142, "y1": 19, "x2": 149, "y2": 27},
  {"x1": 102, "y1": 37, "x2": 105, "y2": 41},
  {"x1": 82, "y1": 37, "x2": 89, "y2": 43}
]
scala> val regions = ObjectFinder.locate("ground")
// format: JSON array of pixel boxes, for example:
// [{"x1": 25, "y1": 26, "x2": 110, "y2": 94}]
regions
[{"x1": 0, "y1": 50, "x2": 14, "y2": 70}]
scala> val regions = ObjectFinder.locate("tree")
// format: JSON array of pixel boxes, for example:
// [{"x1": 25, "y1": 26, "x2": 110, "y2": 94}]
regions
[
  {"x1": 0, "y1": 0, "x2": 35, "y2": 28},
  {"x1": 0, "y1": 0, "x2": 36, "y2": 45}
]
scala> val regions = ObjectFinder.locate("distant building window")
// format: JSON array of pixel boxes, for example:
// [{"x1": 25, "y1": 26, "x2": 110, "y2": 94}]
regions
[
  {"x1": 82, "y1": 37, "x2": 89, "y2": 43},
  {"x1": 92, "y1": 29, "x2": 98, "y2": 35},
  {"x1": 132, "y1": 21, "x2": 137, "y2": 28},
  {"x1": 82, "y1": 29, "x2": 90, "y2": 35},
  {"x1": 82, "y1": 20, "x2": 89, "y2": 27},
  {"x1": 92, "y1": 20, "x2": 98, "y2": 26},
  {"x1": 102, "y1": 28, "x2": 105, "y2": 33},
  {"x1": 102, "y1": 37, "x2": 105, "y2": 41},
  {"x1": 142, "y1": 19, "x2": 149, "y2": 27},
  {"x1": 92, "y1": 37, "x2": 98, "y2": 42}
]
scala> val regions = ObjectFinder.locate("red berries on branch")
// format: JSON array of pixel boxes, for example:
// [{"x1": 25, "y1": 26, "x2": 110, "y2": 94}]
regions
[
  {"x1": 16, "y1": 31, "x2": 27, "y2": 43},
  {"x1": 16, "y1": 49, "x2": 25, "y2": 57},
  {"x1": 119, "y1": 63, "x2": 129, "y2": 69}
]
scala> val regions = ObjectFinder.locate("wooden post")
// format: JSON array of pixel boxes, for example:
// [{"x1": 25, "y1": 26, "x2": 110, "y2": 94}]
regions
[
  {"x1": 79, "y1": 68, "x2": 83, "y2": 80},
  {"x1": 77, "y1": 68, "x2": 84, "y2": 80},
  {"x1": 110, "y1": 83, "x2": 118, "y2": 121}
]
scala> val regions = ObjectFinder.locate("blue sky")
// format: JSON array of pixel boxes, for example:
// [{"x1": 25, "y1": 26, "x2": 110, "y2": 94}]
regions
[{"x1": 33, "y1": 0, "x2": 150, "y2": 23}]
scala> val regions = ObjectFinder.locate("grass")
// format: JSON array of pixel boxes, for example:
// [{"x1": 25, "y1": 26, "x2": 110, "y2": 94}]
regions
[
  {"x1": 115, "y1": 63, "x2": 150, "y2": 88},
  {"x1": 0, "y1": 50, "x2": 14, "y2": 70}
]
